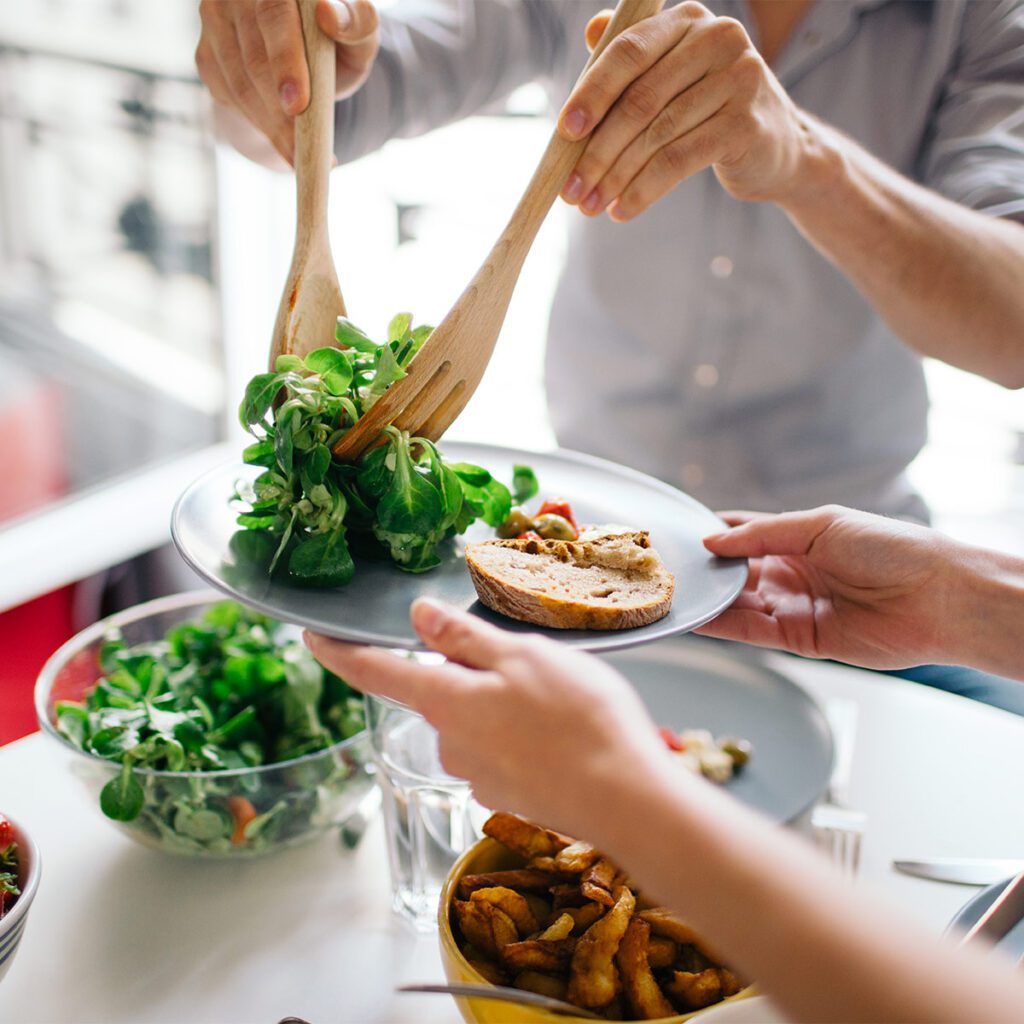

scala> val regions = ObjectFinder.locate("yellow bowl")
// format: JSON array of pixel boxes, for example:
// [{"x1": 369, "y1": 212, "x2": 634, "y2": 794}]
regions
[{"x1": 438, "y1": 837, "x2": 755, "y2": 1024}]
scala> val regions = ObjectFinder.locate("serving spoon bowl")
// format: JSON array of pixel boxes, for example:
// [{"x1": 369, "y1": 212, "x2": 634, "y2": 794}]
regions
[{"x1": 331, "y1": 0, "x2": 666, "y2": 460}]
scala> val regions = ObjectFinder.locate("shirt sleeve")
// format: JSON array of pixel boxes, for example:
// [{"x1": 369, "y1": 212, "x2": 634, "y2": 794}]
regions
[
  {"x1": 334, "y1": 0, "x2": 580, "y2": 164},
  {"x1": 917, "y1": 0, "x2": 1024, "y2": 221}
]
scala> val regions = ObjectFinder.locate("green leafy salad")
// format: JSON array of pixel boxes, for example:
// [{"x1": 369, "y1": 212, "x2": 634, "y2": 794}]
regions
[
  {"x1": 54, "y1": 601, "x2": 370, "y2": 856},
  {"x1": 234, "y1": 313, "x2": 538, "y2": 586},
  {"x1": 0, "y1": 816, "x2": 18, "y2": 920}
]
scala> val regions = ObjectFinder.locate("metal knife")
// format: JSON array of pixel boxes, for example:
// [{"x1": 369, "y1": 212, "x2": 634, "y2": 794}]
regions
[{"x1": 893, "y1": 858, "x2": 1024, "y2": 885}]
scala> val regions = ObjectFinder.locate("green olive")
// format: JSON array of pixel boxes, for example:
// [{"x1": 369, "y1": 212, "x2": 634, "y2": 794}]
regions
[
  {"x1": 719, "y1": 737, "x2": 753, "y2": 770},
  {"x1": 497, "y1": 507, "x2": 535, "y2": 539},
  {"x1": 533, "y1": 513, "x2": 577, "y2": 541}
]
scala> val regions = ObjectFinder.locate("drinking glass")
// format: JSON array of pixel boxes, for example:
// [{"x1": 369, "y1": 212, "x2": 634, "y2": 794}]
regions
[{"x1": 366, "y1": 692, "x2": 483, "y2": 930}]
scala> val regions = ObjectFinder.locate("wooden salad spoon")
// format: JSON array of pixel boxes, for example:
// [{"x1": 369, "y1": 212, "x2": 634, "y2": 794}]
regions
[
  {"x1": 270, "y1": 0, "x2": 346, "y2": 366},
  {"x1": 332, "y1": 0, "x2": 665, "y2": 460}
]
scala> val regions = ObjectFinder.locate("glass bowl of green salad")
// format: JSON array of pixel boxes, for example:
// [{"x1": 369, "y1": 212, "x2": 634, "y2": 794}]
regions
[{"x1": 35, "y1": 591, "x2": 374, "y2": 858}]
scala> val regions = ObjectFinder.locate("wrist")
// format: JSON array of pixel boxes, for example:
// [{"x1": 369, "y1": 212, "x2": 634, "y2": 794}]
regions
[
  {"x1": 775, "y1": 112, "x2": 852, "y2": 213},
  {"x1": 943, "y1": 546, "x2": 1024, "y2": 679}
]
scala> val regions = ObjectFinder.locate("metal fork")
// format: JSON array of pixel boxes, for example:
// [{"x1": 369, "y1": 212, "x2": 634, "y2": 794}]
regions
[{"x1": 812, "y1": 698, "x2": 867, "y2": 875}]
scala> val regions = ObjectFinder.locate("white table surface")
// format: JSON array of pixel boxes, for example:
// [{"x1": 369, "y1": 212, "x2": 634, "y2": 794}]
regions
[{"x1": 2, "y1": 650, "x2": 1023, "y2": 1024}]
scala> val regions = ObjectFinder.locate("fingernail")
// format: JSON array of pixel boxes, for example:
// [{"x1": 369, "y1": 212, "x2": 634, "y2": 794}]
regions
[
  {"x1": 563, "y1": 173, "x2": 584, "y2": 203},
  {"x1": 606, "y1": 199, "x2": 626, "y2": 222},
  {"x1": 331, "y1": 0, "x2": 352, "y2": 31},
  {"x1": 279, "y1": 79, "x2": 299, "y2": 113},
  {"x1": 411, "y1": 597, "x2": 445, "y2": 640},
  {"x1": 563, "y1": 108, "x2": 588, "y2": 139},
  {"x1": 581, "y1": 191, "x2": 602, "y2": 215}
]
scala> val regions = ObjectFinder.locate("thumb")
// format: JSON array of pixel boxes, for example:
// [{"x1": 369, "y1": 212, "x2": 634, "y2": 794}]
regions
[
  {"x1": 317, "y1": 0, "x2": 379, "y2": 43},
  {"x1": 703, "y1": 507, "x2": 841, "y2": 558},
  {"x1": 410, "y1": 598, "x2": 521, "y2": 670},
  {"x1": 585, "y1": 11, "x2": 613, "y2": 52}
]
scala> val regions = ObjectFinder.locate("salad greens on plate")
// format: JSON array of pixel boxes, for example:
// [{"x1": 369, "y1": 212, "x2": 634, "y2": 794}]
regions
[
  {"x1": 235, "y1": 313, "x2": 537, "y2": 588},
  {"x1": 54, "y1": 601, "x2": 369, "y2": 856}
]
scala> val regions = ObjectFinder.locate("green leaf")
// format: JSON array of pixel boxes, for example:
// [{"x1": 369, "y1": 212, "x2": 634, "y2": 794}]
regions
[
  {"x1": 456, "y1": 473, "x2": 512, "y2": 528},
  {"x1": 287, "y1": 531, "x2": 355, "y2": 588},
  {"x1": 100, "y1": 762, "x2": 145, "y2": 821},
  {"x1": 304, "y1": 347, "x2": 354, "y2": 395},
  {"x1": 274, "y1": 354, "x2": 304, "y2": 373},
  {"x1": 512, "y1": 464, "x2": 539, "y2": 504},
  {"x1": 449, "y1": 462, "x2": 492, "y2": 487},
  {"x1": 386, "y1": 312, "x2": 413, "y2": 346},
  {"x1": 367, "y1": 342, "x2": 407, "y2": 398},
  {"x1": 335, "y1": 317, "x2": 379, "y2": 353},
  {"x1": 305, "y1": 444, "x2": 331, "y2": 486},
  {"x1": 242, "y1": 440, "x2": 276, "y2": 467},
  {"x1": 239, "y1": 372, "x2": 282, "y2": 431}
]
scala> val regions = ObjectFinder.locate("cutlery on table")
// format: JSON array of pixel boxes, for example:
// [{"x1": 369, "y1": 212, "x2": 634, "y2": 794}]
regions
[
  {"x1": 811, "y1": 698, "x2": 866, "y2": 875},
  {"x1": 958, "y1": 871, "x2": 1024, "y2": 948},
  {"x1": 271, "y1": 0, "x2": 346, "y2": 365},
  {"x1": 398, "y1": 982, "x2": 604, "y2": 1019},
  {"x1": 331, "y1": 0, "x2": 666, "y2": 460},
  {"x1": 893, "y1": 858, "x2": 1024, "y2": 886}
]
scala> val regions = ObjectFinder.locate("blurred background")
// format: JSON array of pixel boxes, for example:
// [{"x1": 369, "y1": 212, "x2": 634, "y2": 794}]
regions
[{"x1": 1, "y1": 0, "x2": 1022, "y2": 743}]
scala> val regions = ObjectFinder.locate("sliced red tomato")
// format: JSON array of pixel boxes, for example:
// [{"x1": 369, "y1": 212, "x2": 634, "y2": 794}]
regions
[
  {"x1": 517, "y1": 531, "x2": 543, "y2": 541},
  {"x1": 659, "y1": 727, "x2": 687, "y2": 752},
  {"x1": 537, "y1": 500, "x2": 578, "y2": 532},
  {"x1": 0, "y1": 816, "x2": 13, "y2": 847},
  {"x1": 227, "y1": 796, "x2": 258, "y2": 845}
]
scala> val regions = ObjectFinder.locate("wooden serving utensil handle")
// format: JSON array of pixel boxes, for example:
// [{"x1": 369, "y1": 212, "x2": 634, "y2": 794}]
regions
[
  {"x1": 499, "y1": 0, "x2": 666, "y2": 259},
  {"x1": 270, "y1": 0, "x2": 346, "y2": 365},
  {"x1": 295, "y1": 0, "x2": 337, "y2": 250}
]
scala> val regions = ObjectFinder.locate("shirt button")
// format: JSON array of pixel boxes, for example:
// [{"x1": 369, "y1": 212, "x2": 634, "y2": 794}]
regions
[
  {"x1": 681, "y1": 462, "x2": 705, "y2": 488},
  {"x1": 710, "y1": 255, "x2": 733, "y2": 279},
  {"x1": 693, "y1": 363, "x2": 719, "y2": 389}
]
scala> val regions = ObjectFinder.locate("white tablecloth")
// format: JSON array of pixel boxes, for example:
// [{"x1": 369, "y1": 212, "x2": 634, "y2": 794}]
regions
[{"x1": 2, "y1": 652, "x2": 1023, "y2": 1024}]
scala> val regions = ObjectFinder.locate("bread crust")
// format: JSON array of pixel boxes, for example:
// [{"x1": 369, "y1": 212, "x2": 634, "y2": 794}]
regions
[{"x1": 465, "y1": 532, "x2": 674, "y2": 630}]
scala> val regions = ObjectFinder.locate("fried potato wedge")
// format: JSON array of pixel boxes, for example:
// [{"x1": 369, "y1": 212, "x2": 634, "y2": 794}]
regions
[
  {"x1": 581, "y1": 858, "x2": 617, "y2": 907},
  {"x1": 554, "y1": 840, "x2": 601, "y2": 873},
  {"x1": 640, "y1": 908, "x2": 723, "y2": 961},
  {"x1": 617, "y1": 917, "x2": 676, "y2": 1020},
  {"x1": 454, "y1": 898, "x2": 519, "y2": 958},
  {"x1": 551, "y1": 882, "x2": 590, "y2": 909},
  {"x1": 467, "y1": 958, "x2": 508, "y2": 986},
  {"x1": 501, "y1": 937, "x2": 577, "y2": 973},
  {"x1": 471, "y1": 886, "x2": 538, "y2": 938},
  {"x1": 647, "y1": 935, "x2": 677, "y2": 970},
  {"x1": 484, "y1": 812, "x2": 571, "y2": 860},
  {"x1": 567, "y1": 884, "x2": 636, "y2": 1009},
  {"x1": 537, "y1": 912, "x2": 575, "y2": 942},
  {"x1": 556, "y1": 902, "x2": 607, "y2": 935},
  {"x1": 459, "y1": 868, "x2": 568, "y2": 899},
  {"x1": 515, "y1": 971, "x2": 569, "y2": 1001},
  {"x1": 665, "y1": 968, "x2": 723, "y2": 1010}
]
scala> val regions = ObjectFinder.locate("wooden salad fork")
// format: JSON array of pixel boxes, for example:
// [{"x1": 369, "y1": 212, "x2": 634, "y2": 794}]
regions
[
  {"x1": 331, "y1": 0, "x2": 666, "y2": 460},
  {"x1": 270, "y1": 0, "x2": 346, "y2": 365}
]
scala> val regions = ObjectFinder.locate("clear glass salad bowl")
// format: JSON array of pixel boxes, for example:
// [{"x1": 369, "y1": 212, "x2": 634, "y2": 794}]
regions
[{"x1": 35, "y1": 591, "x2": 375, "y2": 859}]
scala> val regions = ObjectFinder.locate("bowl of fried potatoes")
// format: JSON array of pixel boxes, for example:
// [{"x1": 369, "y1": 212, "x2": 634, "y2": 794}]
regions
[{"x1": 439, "y1": 811, "x2": 754, "y2": 1023}]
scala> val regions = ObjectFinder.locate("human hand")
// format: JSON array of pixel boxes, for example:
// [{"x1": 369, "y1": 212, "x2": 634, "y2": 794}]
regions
[
  {"x1": 303, "y1": 599, "x2": 675, "y2": 836},
  {"x1": 696, "y1": 505, "x2": 967, "y2": 669},
  {"x1": 557, "y1": 2, "x2": 822, "y2": 221},
  {"x1": 195, "y1": 0, "x2": 379, "y2": 165}
]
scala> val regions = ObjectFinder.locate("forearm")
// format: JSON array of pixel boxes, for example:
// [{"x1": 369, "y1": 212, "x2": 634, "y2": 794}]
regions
[
  {"x1": 942, "y1": 545, "x2": 1024, "y2": 680},
  {"x1": 779, "y1": 117, "x2": 1024, "y2": 389},
  {"x1": 596, "y1": 762, "x2": 1024, "y2": 1022}
]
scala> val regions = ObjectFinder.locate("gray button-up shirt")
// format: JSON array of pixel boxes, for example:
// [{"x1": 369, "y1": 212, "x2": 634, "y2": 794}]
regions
[{"x1": 336, "y1": 0, "x2": 1024, "y2": 520}]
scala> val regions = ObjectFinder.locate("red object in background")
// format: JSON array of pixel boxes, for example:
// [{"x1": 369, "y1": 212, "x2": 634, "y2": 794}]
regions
[
  {"x1": 0, "y1": 368, "x2": 74, "y2": 745},
  {"x1": 0, "y1": 588, "x2": 75, "y2": 745}
]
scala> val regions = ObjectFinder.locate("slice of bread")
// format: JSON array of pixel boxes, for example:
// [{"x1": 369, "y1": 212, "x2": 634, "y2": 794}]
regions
[{"x1": 465, "y1": 531, "x2": 674, "y2": 630}]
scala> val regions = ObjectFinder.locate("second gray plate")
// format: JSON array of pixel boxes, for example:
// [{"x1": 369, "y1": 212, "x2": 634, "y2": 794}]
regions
[
  {"x1": 171, "y1": 443, "x2": 747, "y2": 652},
  {"x1": 607, "y1": 635, "x2": 834, "y2": 824}
]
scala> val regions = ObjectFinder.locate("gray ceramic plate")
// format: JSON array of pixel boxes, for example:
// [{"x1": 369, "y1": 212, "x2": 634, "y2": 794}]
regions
[
  {"x1": 605, "y1": 635, "x2": 834, "y2": 824},
  {"x1": 949, "y1": 878, "x2": 1024, "y2": 960},
  {"x1": 171, "y1": 443, "x2": 747, "y2": 652}
]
